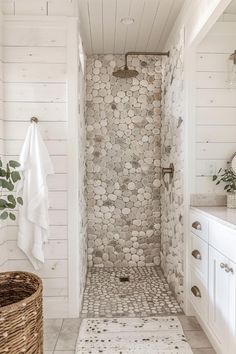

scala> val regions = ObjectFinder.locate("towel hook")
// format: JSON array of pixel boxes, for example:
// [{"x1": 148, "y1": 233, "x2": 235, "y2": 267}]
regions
[{"x1": 30, "y1": 117, "x2": 39, "y2": 123}]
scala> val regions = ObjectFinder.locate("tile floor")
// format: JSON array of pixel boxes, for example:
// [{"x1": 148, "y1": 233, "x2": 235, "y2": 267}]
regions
[
  {"x1": 44, "y1": 316, "x2": 216, "y2": 353},
  {"x1": 81, "y1": 267, "x2": 183, "y2": 317},
  {"x1": 44, "y1": 266, "x2": 216, "y2": 353}
]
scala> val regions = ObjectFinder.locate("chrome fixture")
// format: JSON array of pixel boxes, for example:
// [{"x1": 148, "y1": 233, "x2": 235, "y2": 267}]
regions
[{"x1": 113, "y1": 51, "x2": 169, "y2": 79}]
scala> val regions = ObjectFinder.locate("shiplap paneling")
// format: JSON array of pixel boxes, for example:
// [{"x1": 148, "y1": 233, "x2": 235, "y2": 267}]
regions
[
  {"x1": 3, "y1": 19, "x2": 70, "y2": 315},
  {"x1": 4, "y1": 83, "x2": 66, "y2": 102},
  {"x1": 2, "y1": 0, "x2": 77, "y2": 17},
  {"x1": 5, "y1": 140, "x2": 67, "y2": 155},
  {"x1": 4, "y1": 102, "x2": 67, "y2": 121},
  {"x1": 5, "y1": 121, "x2": 67, "y2": 140},
  {"x1": 7, "y1": 225, "x2": 68, "y2": 241},
  {"x1": 4, "y1": 25, "x2": 66, "y2": 47},
  {"x1": 14, "y1": 1, "x2": 47, "y2": 15},
  {"x1": 78, "y1": 0, "x2": 185, "y2": 54},
  {"x1": 196, "y1": 107, "x2": 236, "y2": 125},
  {"x1": 4, "y1": 63, "x2": 66, "y2": 83},
  {"x1": 195, "y1": 21, "x2": 236, "y2": 194},
  {"x1": 0, "y1": 8, "x2": 6, "y2": 271},
  {"x1": 4, "y1": 46, "x2": 66, "y2": 63}
]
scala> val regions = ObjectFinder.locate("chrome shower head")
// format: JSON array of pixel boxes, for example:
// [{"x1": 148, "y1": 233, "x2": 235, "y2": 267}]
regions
[{"x1": 112, "y1": 66, "x2": 139, "y2": 79}]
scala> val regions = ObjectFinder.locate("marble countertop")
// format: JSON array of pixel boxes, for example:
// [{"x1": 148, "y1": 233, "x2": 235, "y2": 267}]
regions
[{"x1": 191, "y1": 206, "x2": 236, "y2": 231}]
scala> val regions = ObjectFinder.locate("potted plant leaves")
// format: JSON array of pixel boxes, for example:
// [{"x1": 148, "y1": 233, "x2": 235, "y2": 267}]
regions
[
  {"x1": 0, "y1": 159, "x2": 23, "y2": 220},
  {"x1": 212, "y1": 166, "x2": 236, "y2": 208}
]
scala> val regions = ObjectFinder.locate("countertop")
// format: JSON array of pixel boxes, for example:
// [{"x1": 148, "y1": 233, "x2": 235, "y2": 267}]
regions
[{"x1": 191, "y1": 206, "x2": 236, "y2": 231}]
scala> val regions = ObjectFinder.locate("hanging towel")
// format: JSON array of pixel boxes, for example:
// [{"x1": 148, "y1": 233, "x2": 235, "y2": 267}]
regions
[{"x1": 17, "y1": 122, "x2": 54, "y2": 270}]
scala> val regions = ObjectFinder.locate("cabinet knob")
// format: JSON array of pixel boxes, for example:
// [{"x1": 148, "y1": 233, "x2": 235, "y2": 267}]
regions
[
  {"x1": 192, "y1": 249, "x2": 202, "y2": 260},
  {"x1": 220, "y1": 263, "x2": 225, "y2": 269},
  {"x1": 191, "y1": 286, "x2": 202, "y2": 298},
  {"x1": 192, "y1": 221, "x2": 202, "y2": 231},
  {"x1": 225, "y1": 265, "x2": 234, "y2": 274}
]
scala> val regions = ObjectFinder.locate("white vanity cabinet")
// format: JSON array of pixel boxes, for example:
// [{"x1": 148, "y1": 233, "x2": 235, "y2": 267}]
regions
[
  {"x1": 190, "y1": 208, "x2": 236, "y2": 354},
  {"x1": 208, "y1": 246, "x2": 236, "y2": 353}
]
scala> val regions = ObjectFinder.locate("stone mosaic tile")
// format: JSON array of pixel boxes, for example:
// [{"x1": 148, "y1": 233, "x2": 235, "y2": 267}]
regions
[
  {"x1": 86, "y1": 54, "x2": 162, "y2": 268},
  {"x1": 160, "y1": 28, "x2": 185, "y2": 308},
  {"x1": 76, "y1": 316, "x2": 193, "y2": 353},
  {"x1": 81, "y1": 267, "x2": 183, "y2": 318}
]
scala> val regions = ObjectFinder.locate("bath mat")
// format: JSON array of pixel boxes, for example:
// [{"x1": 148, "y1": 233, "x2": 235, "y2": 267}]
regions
[{"x1": 76, "y1": 316, "x2": 193, "y2": 353}]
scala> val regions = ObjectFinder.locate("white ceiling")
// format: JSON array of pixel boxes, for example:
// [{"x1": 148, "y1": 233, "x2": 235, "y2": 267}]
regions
[{"x1": 78, "y1": 0, "x2": 185, "y2": 55}]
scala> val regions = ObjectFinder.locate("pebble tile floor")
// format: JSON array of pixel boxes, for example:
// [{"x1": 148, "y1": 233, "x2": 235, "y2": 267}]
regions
[
  {"x1": 44, "y1": 267, "x2": 216, "y2": 354},
  {"x1": 81, "y1": 267, "x2": 182, "y2": 317}
]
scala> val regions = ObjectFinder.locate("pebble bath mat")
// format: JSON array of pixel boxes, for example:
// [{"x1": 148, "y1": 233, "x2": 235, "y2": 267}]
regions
[{"x1": 76, "y1": 316, "x2": 193, "y2": 353}]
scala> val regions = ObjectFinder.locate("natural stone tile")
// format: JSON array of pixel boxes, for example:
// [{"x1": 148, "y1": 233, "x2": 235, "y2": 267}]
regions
[
  {"x1": 184, "y1": 330, "x2": 212, "y2": 349},
  {"x1": 81, "y1": 266, "x2": 182, "y2": 318}
]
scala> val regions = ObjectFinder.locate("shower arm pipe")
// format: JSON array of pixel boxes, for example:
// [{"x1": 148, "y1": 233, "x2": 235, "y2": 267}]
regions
[{"x1": 124, "y1": 51, "x2": 170, "y2": 69}]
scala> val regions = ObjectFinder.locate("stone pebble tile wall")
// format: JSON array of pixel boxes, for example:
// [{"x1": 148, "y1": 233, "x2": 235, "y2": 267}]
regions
[
  {"x1": 160, "y1": 30, "x2": 185, "y2": 307},
  {"x1": 86, "y1": 55, "x2": 162, "y2": 268}
]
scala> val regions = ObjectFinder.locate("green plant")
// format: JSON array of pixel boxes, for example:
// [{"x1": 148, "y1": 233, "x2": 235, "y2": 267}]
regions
[
  {"x1": 212, "y1": 167, "x2": 236, "y2": 193},
  {"x1": 0, "y1": 159, "x2": 23, "y2": 221}
]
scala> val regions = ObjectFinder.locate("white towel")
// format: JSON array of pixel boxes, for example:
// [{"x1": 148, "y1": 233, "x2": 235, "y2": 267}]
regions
[{"x1": 17, "y1": 122, "x2": 54, "y2": 270}]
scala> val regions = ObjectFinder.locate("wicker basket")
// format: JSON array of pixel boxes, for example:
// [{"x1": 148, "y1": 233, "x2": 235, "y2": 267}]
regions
[{"x1": 0, "y1": 271, "x2": 43, "y2": 354}]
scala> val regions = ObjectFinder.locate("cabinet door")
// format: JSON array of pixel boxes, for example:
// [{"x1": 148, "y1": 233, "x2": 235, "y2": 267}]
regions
[{"x1": 209, "y1": 246, "x2": 236, "y2": 354}]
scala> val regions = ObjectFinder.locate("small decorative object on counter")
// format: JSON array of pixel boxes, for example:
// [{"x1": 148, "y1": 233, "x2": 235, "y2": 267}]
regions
[{"x1": 212, "y1": 153, "x2": 236, "y2": 208}]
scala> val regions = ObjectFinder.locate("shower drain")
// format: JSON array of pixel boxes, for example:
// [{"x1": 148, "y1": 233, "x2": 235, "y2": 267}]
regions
[{"x1": 119, "y1": 276, "x2": 130, "y2": 282}]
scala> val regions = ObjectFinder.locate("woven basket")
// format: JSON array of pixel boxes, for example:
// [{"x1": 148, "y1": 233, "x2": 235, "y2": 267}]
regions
[{"x1": 0, "y1": 271, "x2": 43, "y2": 354}]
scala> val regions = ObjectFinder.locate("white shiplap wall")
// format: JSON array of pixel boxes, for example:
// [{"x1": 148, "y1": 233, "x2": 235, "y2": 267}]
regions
[
  {"x1": 0, "y1": 7, "x2": 8, "y2": 270},
  {"x1": 195, "y1": 21, "x2": 236, "y2": 194},
  {"x1": 2, "y1": 0, "x2": 77, "y2": 17},
  {"x1": 2, "y1": 17, "x2": 81, "y2": 318}
]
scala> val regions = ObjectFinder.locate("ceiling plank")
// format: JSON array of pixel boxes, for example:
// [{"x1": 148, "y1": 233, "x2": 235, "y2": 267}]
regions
[
  {"x1": 135, "y1": 0, "x2": 160, "y2": 51},
  {"x1": 114, "y1": 0, "x2": 131, "y2": 54},
  {"x1": 125, "y1": 0, "x2": 145, "y2": 52},
  {"x1": 103, "y1": 0, "x2": 116, "y2": 54},
  {"x1": 146, "y1": 0, "x2": 173, "y2": 52},
  {"x1": 88, "y1": 0, "x2": 103, "y2": 54},
  {"x1": 78, "y1": 0, "x2": 92, "y2": 54},
  {"x1": 158, "y1": 0, "x2": 184, "y2": 50}
]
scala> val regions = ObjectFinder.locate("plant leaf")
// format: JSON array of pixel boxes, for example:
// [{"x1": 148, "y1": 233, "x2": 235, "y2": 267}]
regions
[
  {"x1": 9, "y1": 160, "x2": 21, "y2": 169},
  {"x1": 11, "y1": 171, "x2": 21, "y2": 183},
  {"x1": 17, "y1": 197, "x2": 23, "y2": 205},
  {"x1": 9, "y1": 212, "x2": 16, "y2": 221},
  {"x1": 7, "y1": 195, "x2": 16, "y2": 205},
  {"x1": 0, "y1": 211, "x2": 8, "y2": 220}
]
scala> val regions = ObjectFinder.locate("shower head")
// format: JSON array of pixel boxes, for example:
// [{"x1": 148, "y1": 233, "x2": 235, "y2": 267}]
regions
[
  {"x1": 112, "y1": 65, "x2": 139, "y2": 79},
  {"x1": 113, "y1": 51, "x2": 169, "y2": 79}
]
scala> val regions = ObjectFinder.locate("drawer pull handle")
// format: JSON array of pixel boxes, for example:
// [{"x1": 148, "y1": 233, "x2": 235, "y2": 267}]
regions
[
  {"x1": 192, "y1": 221, "x2": 202, "y2": 231},
  {"x1": 192, "y1": 249, "x2": 202, "y2": 260},
  {"x1": 225, "y1": 265, "x2": 234, "y2": 274},
  {"x1": 191, "y1": 286, "x2": 201, "y2": 298}
]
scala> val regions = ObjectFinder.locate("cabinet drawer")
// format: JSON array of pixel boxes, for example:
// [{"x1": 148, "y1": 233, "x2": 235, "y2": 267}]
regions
[
  {"x1": 190, "y1": 211, "x2": 209, "y2": 241},
  {"x1": 209, "y1": 220, "x2": 236, "y2": 263},
  {"x1": 190, "y1": 270, "x2": 208, "y2": 320},
  {"x1": 190, "y1": 232, "x2": 208, "y2": 282}
]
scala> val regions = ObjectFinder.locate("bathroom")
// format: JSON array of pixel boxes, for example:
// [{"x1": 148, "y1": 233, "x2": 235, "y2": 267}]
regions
[{"x1": 0, "y1": 0, "x2": 236, "y2": 353}]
